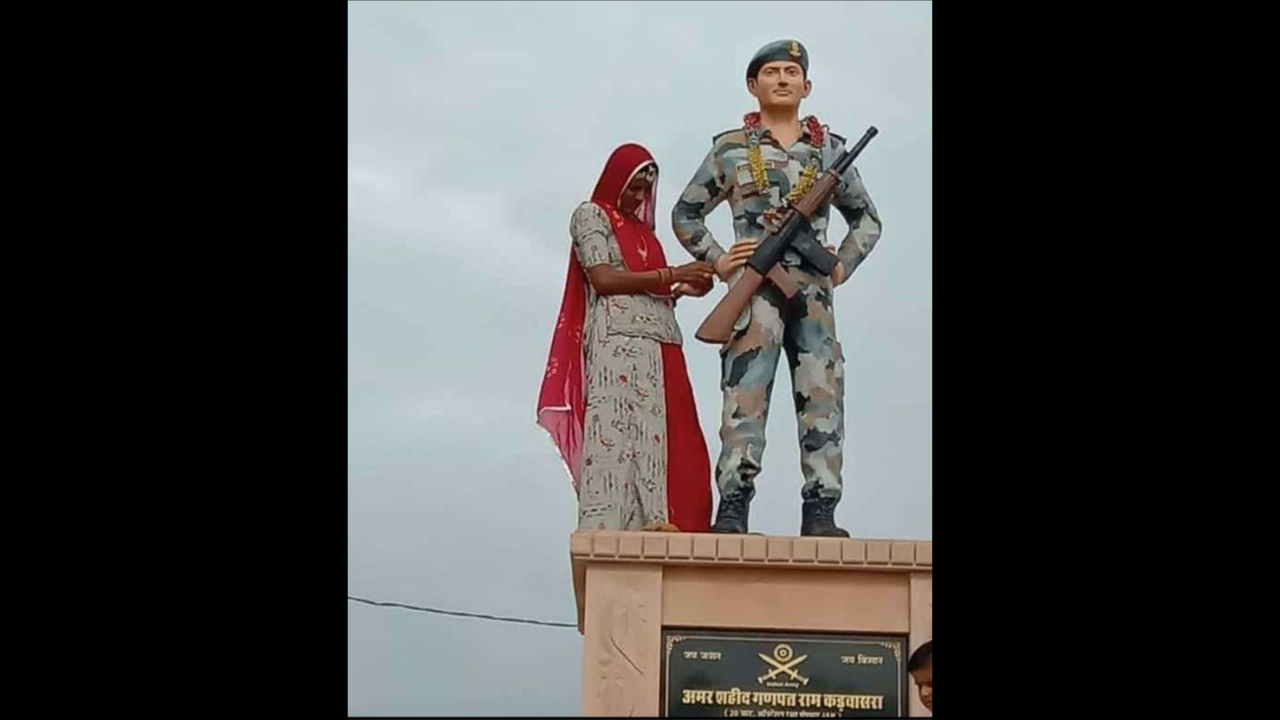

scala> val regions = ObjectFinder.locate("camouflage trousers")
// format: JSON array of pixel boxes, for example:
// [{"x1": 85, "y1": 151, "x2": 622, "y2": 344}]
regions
[{"x1": 717, "y1": 267, "x2": 845, "y2": 503}]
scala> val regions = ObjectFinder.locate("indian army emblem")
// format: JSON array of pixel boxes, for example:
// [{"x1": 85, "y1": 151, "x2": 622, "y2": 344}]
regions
[{"x1": 757, "y1": 643, "x2": 810, "y2": 685}]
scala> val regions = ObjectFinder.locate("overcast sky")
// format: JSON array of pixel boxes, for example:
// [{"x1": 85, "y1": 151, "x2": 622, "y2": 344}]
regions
[{"x1": 349, "y1": 1, "x2": 931, "y2": 715}]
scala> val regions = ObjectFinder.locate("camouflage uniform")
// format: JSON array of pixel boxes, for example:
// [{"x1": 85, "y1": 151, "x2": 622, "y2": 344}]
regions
[{"x1": 672, "y1": 106, "x2": 882, "y2": 513}]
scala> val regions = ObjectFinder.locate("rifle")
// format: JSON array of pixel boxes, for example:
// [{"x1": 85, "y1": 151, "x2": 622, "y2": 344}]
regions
[{"x1": 694, "y1": 126, "x2": 878, "y2": 344}]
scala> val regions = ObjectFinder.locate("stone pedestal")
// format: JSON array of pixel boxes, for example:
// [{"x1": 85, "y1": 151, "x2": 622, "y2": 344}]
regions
[{"x1": 571, "y1": 531, "x2": 932, "y2": 717}]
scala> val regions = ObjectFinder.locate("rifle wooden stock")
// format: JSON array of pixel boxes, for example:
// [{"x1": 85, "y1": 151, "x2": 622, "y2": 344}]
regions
[
  {"x1": 694, "y1": 266, "x2": 798, "y2": 344},
  {"x1": 696, "y1": 265, "x2": 793, "y2": 343},
  {"x1": 695, "y1": 267, "x2": 767, "y2": 344}
]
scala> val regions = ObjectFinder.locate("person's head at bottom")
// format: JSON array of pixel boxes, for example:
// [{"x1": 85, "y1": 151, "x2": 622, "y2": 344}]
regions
[{"x1": 908, "y1": 640, "x2": 932, "y2": 713}]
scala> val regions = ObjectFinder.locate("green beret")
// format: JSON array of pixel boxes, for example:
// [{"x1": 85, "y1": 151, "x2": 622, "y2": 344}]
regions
[{"x1": 747, "y1": 39, "x2": 808, "y2": 79}]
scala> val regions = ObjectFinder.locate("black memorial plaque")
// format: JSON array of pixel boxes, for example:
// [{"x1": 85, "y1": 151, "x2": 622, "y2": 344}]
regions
[{"x1": 661, "y1": 630, "x2": 907, "y2": 718}]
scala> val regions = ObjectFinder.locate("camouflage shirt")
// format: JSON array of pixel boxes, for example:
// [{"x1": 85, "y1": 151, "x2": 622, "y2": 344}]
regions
[{"x1": 672, "y1": 116, "x2": 882, "y2": 275}]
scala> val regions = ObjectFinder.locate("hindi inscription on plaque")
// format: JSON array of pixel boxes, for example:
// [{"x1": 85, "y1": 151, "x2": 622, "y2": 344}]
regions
[{"x1": 662, "y1": 630, "x2": 907, "y2": 717}]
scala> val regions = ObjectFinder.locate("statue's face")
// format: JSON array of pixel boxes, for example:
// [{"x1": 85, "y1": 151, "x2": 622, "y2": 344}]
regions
[{"x1": 748, "y1": 61, "x2": 810, "y2": 109}]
